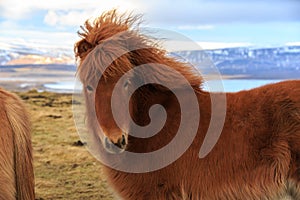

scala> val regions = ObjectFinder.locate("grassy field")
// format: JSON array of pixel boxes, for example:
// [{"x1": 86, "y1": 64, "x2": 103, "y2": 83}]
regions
[{"x1": 17, "y1": 90, "x2": 115, "y2": 200}]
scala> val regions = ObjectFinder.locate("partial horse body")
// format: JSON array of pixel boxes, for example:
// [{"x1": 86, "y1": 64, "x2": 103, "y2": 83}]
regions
[
  {"x1": 0, "y1": 88, "x2": 34, "y2": 200},
  {"x1": 75, "y1": 10, "x2": 300, "y2": 200}
]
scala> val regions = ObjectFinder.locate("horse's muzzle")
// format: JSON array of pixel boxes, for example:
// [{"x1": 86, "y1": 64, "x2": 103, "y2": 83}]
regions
[{"x1": 104, "y1": 134, "x2": 127, "y2": 154}]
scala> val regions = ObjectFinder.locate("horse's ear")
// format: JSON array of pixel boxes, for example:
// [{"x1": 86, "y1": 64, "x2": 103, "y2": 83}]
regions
[{"x1": 75, "y1": 39, "x2": 93, "y2": 58}]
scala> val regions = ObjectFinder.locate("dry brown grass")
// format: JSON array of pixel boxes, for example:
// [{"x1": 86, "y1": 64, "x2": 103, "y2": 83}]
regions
[{"x1": 17, "y1": 90, "x2": 115, "y2": 200}]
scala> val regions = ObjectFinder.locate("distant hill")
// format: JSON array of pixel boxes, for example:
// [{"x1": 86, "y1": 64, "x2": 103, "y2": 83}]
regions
[
  {"x1": 0, "y1": 41, "x2": 73, "y2": 65},
  {"x1": 174, "y1": 46, "x2": 300, "y2": 79},
  {"x1": 0, "y1": 64, "x2": 76, "y2": 72},
  {"x1": 0, "y1": 40, "x2": 299, "y2": 79}
]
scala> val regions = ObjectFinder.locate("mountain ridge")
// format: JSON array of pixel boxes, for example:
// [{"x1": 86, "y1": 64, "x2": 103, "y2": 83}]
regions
[{"x1": 1, "y1": 42, "x2": 299, "y2": 79}]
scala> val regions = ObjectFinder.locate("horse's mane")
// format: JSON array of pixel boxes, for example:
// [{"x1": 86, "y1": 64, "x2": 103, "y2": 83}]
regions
[{"x1": 74, "y1": 9, "x2": 203, "y2": 90}]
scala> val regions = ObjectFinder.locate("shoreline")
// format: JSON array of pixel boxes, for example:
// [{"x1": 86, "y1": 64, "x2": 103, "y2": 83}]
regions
[{"x1": 0, "y1": 75, "x2": 295, "y2": 94}]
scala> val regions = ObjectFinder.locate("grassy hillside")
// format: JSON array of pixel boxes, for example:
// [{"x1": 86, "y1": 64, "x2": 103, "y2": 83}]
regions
[{"x1": 17, "y1": 90, "x2": 115, "y2": 200}]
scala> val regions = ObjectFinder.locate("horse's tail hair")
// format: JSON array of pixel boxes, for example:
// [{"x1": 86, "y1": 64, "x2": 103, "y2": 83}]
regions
[{"x1": 5, "y1": 92, "x2": 35, "y2": 200}]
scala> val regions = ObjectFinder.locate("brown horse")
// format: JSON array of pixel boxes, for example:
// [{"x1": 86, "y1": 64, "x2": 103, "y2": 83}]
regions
[
  {"x1": 75, "y1": 10, "x2": 300, "y2": 200},
  {"x1": 0, "y1": 88, "x2": 35, "y2": 200}
]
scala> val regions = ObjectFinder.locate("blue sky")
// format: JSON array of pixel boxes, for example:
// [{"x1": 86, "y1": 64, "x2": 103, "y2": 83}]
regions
[{"x1": 0, "y1": 0, "x2": 299, "y2": 50}]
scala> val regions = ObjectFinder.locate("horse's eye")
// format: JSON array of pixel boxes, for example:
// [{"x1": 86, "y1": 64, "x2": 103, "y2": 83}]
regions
[
  {"x1": 124, "y1": 80, "x2": 130, "y2": 90},
  {"x1": 86, "y1": 85, "x2": 93, "y2": 92}
]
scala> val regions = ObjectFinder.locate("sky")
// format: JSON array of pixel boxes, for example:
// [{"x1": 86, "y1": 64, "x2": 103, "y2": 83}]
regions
[{"x1": 0, "y1": 0, "x2": 300, "y2": 51}]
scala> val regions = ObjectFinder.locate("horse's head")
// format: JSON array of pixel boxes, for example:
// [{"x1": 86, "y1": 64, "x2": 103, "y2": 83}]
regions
[
  {"x1": 75, "y1": 10, "x2": 202, "y2": 154},
  {"x1": 74, "y1": 10, "x2": 139, "y2": 154}
]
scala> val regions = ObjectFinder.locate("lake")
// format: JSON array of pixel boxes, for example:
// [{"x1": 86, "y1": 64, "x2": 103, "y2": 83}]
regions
[
  {"x1": 44, "y1": 81, "x2": 76, "y2": 92},
  {"x1": 43, "y1": 79, "x2": 295, "y2": 93},
  {"x1": 203, "y1": 79, "x2": 285, "y2": 92}
]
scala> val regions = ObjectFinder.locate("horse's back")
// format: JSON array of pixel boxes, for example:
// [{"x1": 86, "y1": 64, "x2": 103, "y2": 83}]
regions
[
  {"x1": 265, "y1": 80, "x2": 300, "y2": 144},
  {"x1": 275, "y1": 80, "x2": 300, "y2": 199},
  {"x1": 268, "y1": 80, "x2": 299, "y2": 130},
  {"x1": 200, "y1": 80, "x2": 300, "y2": 199},
  {"x1": 252, "y1": 80, "x2": 300, "y2": 199},
  {"x1": 0, "y1": 88, "x2": 34, "y2": 200},
  {"x1": 0, "y1": 89, "x2": 17, "y2": 199},
  {"x1": 242, "y1": 80, "x2": 299, "y2": 130}
]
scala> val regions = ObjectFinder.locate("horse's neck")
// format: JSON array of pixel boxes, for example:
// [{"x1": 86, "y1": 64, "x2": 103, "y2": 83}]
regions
[
  {"x1": 126, "y1": 88, "x2": 177, "y2": 152},
  {"x1": 132, "y1": 88, "x2": 171, "y2": 124}
]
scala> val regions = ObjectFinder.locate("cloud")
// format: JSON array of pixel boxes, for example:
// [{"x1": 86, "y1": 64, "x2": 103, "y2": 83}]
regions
[
  {"x1": 0, "y1": 0, "x2": 139, "y2": 20},
  {"x1": 285, "y1": 42, "x2": 300, "y2": 46},
  {"x1": 163, "y1": 40, "x2": 252, "y2": 51},
  {"x1": 0, "y1": 0, "x2": 33, "y2": 19},
  {"x1": 44, "y1": 10, "x2": 92, "y2": 27},
  {"x1": 139, "y1": 0, "x2": 300, "y2": 25},
  {"x1": 196, "y1": 42, "x2": 252, "y2": 50},
  {"x1": 177, "y1": 25, "x2": 215, "y2": 30},
  {"x1": 0, "y1": 20, "x2": 19, "y2": 29},
  {"x1": 43, "y1": 11, "x2": 58, "y2": 26},
  {"x1": 0, "y1": 0, "x2": 299, "y2": 50},
  {"x1": 1, "y1": 0, "x2": 299, "y2": 28},
  {"x1": 0, "y1": 29, "x2": 77, "y2": 50}
]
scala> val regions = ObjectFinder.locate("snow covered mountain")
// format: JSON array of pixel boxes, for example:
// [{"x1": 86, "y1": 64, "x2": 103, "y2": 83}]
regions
[
  {"x1": 174, "y1": 45, "x2": 300, "y2": 79},
  {"x1": 0, "y1": 40, "x2": 299, "y2": 79},
  {"x1": 0, "y1": 40, "x2": 74, "y2": 65}
]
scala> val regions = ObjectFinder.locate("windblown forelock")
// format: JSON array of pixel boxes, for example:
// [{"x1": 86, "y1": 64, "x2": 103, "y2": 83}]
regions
[
  {"x1": 75, "y1": 8, "x2": 203, "y2": 91},
  {"x1": 74, "y1": 10, "x2": 143, "y2": 87},
  {"x1": 76, "y1": 33, "x2": 160, "y2": 88},
  {"x1": 74, "y1": 9, "x2": 141, "y2": 62},
  {"x1": 77, "y1": 37, "x2": 133, "y2": 87},
  {"x1": 78, "y1": 9, "x2": 140, "y2": 45}
]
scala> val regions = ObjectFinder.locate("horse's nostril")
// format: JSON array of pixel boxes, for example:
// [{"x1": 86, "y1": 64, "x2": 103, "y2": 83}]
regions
[
  {"x1": 114, "y1": 135, "x2": 126, "y2": 149},
  {"x1": 121, "y1": 135, "x2": 126, "y2": 146},
  {"x1": 103, "y1": 135, "x2": 127, "y2": 154}
]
